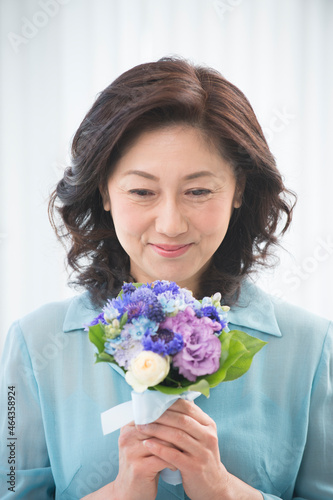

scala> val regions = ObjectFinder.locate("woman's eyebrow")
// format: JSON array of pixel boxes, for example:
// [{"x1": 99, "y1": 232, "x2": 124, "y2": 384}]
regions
[{"x1": 122, "y1": 170, "x2": 216, "y2": 180}]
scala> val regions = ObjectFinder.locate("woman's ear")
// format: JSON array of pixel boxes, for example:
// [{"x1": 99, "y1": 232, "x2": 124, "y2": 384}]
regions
[
  {"x1": 233, "y1": 174, "x2": 246, "y2": 209},
  {"x1": 99, "y1": 184, "x2": 111, "y2": 211}
]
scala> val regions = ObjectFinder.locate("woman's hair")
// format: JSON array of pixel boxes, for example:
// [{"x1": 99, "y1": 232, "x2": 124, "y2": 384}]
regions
[{"x1": 49, "y1": 56, "x2": 296, "y2": 305}]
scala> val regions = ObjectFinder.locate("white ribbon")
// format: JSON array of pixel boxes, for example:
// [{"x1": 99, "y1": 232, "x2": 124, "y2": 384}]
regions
[{"x1": 101, "y1": 389, "x2": 201, "y2": 485}]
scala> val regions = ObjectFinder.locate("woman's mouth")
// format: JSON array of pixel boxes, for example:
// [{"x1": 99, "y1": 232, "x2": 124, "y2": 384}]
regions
[{"x1": 149, "y1": 243, "x2": 193, "y2": 258}]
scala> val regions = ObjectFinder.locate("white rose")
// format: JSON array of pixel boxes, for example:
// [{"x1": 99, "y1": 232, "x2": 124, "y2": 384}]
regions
[{"x1": 125, "y1": 351, "x2": 170, "y2": 393}]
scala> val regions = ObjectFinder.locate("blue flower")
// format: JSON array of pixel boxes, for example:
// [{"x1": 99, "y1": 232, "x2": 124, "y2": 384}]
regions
[
  {"x1": 103, "y1": 300, "x2": 122, "y2": 321},
  {"x1": 196, "y1": 305, "x2": 226, "y2": 332},
  {"x1": 126, "y1": 300, "x2": 147, "y2": 320},
  {"x1": 84, "y1": 312, "x2": 107, "y2": 331},
  {"x1": 122, "y1": 282, "x2": 136, "y2": 295},
  {"x1": 151, "y1": 280, "x2": 180, "y2": 295},
  {"x1": 158, "y1": 289, "x2": 197, "y2": 315},
  {"x1": 104, "y1": 335, "x2": 123, "y2": 355},
  {"x1": 142, "y1": 328, "x2": 184, "y2": 356},
  {"x1": 128, "y1": 288, "x2": 165, "y2": 322},
  {"x1": 200, "y1": 305, "x2": 220, "y2": 321},
  {"x1": 123, "y1": 317, "x2": 158, "y2": 340},
  {"x1": 110, "y1": 293, "x2": 132, "y2": 316}
]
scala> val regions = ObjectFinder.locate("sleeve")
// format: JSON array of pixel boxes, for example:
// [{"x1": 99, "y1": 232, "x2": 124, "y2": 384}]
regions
[
  {"x1": 259, "y1": 321, "x2": 333, "y2": 500},
  {"x1": 0, "y1": 321, "x2": 55, "y2": 499}
]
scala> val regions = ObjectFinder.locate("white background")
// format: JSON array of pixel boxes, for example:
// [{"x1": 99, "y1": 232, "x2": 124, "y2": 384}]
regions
[{"x1": 1, "y1": 0, "x2": 333, "y2": 356}]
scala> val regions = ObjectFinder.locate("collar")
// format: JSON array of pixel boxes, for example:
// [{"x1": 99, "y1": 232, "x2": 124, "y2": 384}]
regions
[
  {"x1": 63, "y1": 292, "x2": 100, "y2": 333},
  {"x1": 227, "y1": 280, "x2": 282, "y2": 337},
  {"x1": 63, "y1": 280, "x2": 282, "y2": 338}
]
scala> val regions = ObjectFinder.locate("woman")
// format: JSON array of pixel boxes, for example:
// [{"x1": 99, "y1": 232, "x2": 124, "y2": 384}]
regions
[{"x1": 0, "y1": 57, "x2": 332, "y2": 499}]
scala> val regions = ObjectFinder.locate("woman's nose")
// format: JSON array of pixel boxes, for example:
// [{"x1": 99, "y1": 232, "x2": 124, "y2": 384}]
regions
[{"x1": 154, "y1": 198, "x2": 188, "y2": 237}]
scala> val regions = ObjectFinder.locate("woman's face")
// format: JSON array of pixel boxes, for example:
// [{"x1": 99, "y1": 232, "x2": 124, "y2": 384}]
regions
[{"x1": 102, "y1": 126, "x2": 243, "y2": 295}]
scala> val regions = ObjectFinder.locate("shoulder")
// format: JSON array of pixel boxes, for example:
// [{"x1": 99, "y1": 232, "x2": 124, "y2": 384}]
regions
[
  {"x1": 230, "y1": 279, "x2": 332, "y2": 348},
  {"x1": 271, "y1": 292, "x2": 332, "y2": 341},
  {"x1": 230, "y1": 280, "x2": 332, "y2": 383},
  {"x1": 9, "y1": 292, "x2": 100, "y2": 348}
]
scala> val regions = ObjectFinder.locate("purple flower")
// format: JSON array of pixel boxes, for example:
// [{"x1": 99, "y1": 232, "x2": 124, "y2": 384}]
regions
[
  {"x1": 104, "y1": 294, "x2": 131, "y2": 319},
  {"x1": 122, "y1": 282, "x2": 136, "y2": 295},
  {"x1": 162, "y1": 307, "x2": 221, "y2": 381},
  {"x1": 128, "y1": 288, "x2": 165, "y2": 322},
  {"x1": 85, "y1": 312, "x2": 107, "y2": 330},
  {"x1": 151, "y1": 280, "x2": 180, "y2": 295},
  {"x1": 196, "y1": 306, "x2": 223, "y2": 332},
  {"x1": 142, "y1": 328, "x2": 184, "y2": 356},
  {"x1": 126, "y1": 301, "x2": 147, "y2": 320},
  {"x1": 113, "y1": 338, "x2": 143, "y2": 370}
]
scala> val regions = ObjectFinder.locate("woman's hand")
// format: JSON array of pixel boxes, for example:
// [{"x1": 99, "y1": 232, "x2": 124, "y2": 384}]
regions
[
  {"x1": 137, "y1": 399, "x2": 228, "y2": 499},
  {"x1": 81, "y1": 422, "x2": 177, "y2": 500},
  {"x1": 113, "y1": 421, "x2": 178, "y2": 500},
  {"x1": 138, "y1": 399, "x2": 262, "y2": 500},
  {"x1": 82, "y1": 400, "x2": 262, "y2": 500}
]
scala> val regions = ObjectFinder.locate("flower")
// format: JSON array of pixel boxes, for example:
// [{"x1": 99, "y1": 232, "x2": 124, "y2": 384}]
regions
[
  {"x1": 84, "y1": 312, "x2": 107, "y2": 331},
  {"x1": 88, "y1": 280, "x2": 267, "y2": 397},
  {"x1": 122, "y1": 282, "x2": 136, "y2": 295},
  {"x1": 123, "y1": 317, "x2": 158, "y2": 340},
  {"x1": 103, "y1": 301, "x2": 122, "y2": 322},
  {"x1": 104, "y1": 335, "x2": 123, "y2": 355},
  {"x1": 127, "y1": 287, "x2": 165, "y2": 323},
  {"x1": 125, "y1": 351, "x2": 170, "y2": 392},
  {"x1": 163, "y1": 307, "x2": 222, "y2": 381},
  {"x1": 142, "y1": 328, "x2": 184, "y2": 355},
  {"x1": 113, "y1": 338, "x2": 143, "y2": 370}
]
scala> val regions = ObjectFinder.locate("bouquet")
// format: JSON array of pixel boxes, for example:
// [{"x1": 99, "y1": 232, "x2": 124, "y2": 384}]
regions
[{"x1": 87, "y1": 280, "x2": 267, "y2": 484}]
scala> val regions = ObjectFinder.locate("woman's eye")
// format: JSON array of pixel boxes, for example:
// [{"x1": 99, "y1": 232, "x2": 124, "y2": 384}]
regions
[
  {"x1": 187, "y1": 189, "x2": 212, "y2": 197},
  {"x1": 129, "y1": 189, "x2": 154, "y2": 197}
]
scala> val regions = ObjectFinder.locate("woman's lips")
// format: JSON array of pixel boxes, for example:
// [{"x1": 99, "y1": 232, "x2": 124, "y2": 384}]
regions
[{"x1": 149, "y1": 243, "x2": 193, "y2": 258}]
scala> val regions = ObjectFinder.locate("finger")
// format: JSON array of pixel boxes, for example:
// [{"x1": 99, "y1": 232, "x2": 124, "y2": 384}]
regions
[
  {"x1": 142, "y1": 454, "x2": 178, "y2": 474},
  {"x1": 119, "y1": 425, "x2": 178, "y2": 474},
  {"x1": 167, "y1": 399, "x2": 212, "y2": 426},
  {"x1": 143, "y1": 438, "x2": 179, "y2": 471},
  {"x1": 138, "y1": 420, "x2": 198, "y2": 456},
  {"x1": 140, "y1": 403, "x2": 215, "y2": 442},
  {"x1": 143, "y1": 437, "x2": 188, "y2": 471},
  {"x1": 148, "y1": 410, "x2": 204, "y2": 440}
]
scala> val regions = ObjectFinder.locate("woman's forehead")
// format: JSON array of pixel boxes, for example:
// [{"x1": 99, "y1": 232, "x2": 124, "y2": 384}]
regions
[{"x1": 109, "y1": 125, "x2": 234, "y2": 181}]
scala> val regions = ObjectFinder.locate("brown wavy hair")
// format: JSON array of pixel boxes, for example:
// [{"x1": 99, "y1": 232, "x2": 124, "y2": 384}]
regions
[{"x1": 49, "y1": 56, "x2": 296, "y2": 305}]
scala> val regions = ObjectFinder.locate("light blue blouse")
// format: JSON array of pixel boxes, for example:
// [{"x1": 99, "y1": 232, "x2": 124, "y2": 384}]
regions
[{"x1": 0, "y1": 281, "x2": 332, "y2": 499}]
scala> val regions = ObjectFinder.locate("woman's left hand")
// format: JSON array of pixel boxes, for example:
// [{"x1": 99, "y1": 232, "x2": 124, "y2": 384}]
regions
[{"x1": 137, "y1": 399, "x2": 231, "y2": 500}]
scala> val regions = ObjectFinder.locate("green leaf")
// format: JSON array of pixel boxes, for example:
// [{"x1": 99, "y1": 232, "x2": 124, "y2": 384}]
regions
[
  {"x1": 187, "y1": 379, "x2": 211, "y2": 398},
  {"x1": 95, "y1": 352, "x2": 114, "y2": 363},
  {"x1": 154, "y1": 379, "x2": 211, "y2": 397},
  {"x1": 223, "y1": 330, "x2": 267, "y2": 381},
  {"x1": 204, "y1": 338, "x2": 248, "y2": 387},
  {"x1": 154, "y1": 384, "x2": 190, "y2": 395},
  {"x1": 88, "y1": 324, "x2": 105, "y2": 354},
  {"x1": 134, "y1": 282, "x2": 144, "y2": 289},
  {"x1": 218, "y1": 330, "x2": 234, "y2": 364},
  {"x1": 119, "y1": 312, "x2": 128, "y2": 328}
]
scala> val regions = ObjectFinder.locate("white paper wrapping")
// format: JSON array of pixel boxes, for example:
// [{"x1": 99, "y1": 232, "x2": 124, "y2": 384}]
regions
[{"x1": 101, "y1": 389, "x2": 201, "y2": 485}]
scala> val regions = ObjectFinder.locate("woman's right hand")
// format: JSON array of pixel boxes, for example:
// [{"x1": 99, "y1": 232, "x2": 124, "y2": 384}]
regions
[{"x1": 81, "y1": 421, "x2": 177, "y2": 500}]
